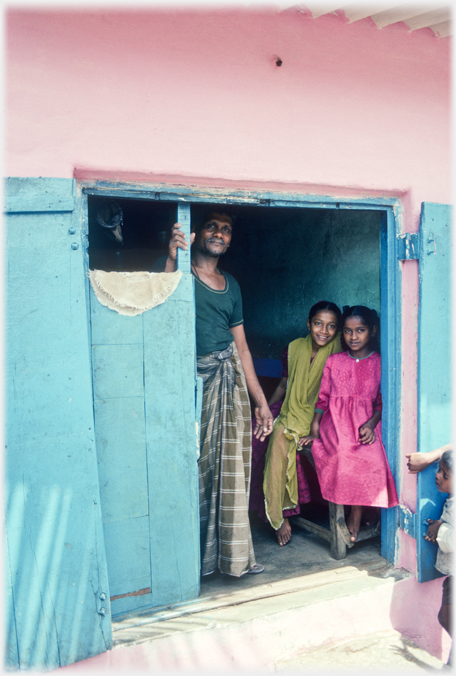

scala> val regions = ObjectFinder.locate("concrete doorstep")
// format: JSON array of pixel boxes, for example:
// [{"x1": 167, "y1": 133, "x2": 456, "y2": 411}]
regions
[{"x1": 61, "y1": 560, "x2": 446, "y2": 672}]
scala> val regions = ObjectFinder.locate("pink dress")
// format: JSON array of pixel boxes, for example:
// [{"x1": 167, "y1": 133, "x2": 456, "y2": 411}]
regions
[{"x1": 311, "y1": 351, "x2": 398, "y2": 508}]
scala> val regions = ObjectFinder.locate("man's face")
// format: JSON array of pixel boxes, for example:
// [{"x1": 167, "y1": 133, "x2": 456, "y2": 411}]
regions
[{"x1": 194, "y1": 213, "x2": 233, "y2": 258}]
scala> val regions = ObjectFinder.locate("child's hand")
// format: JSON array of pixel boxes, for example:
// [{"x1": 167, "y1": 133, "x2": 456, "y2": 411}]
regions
[
  {"x1": 406, "y1": 453, "x2": 431, "y2": 474},
  {"x1": 406, "y1": 445, "x2": 451, "y2": 474},
  {"x1": 425, "y1": 519, "x2": 443, "y2": 542},
  {"x1": 298, "y1": 434, "x2": 315, "y2": 448},
  {"x1": 299, "y1": 421, "x2": 320, "y2": 448},
  {"x1": 359, "y1": 423, "x2": 376, "y2": 445}
]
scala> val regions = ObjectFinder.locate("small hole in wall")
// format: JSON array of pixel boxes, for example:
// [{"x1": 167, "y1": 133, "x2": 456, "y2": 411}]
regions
[{"x1": 275, "y1": 57, "x2": 283, "y2": 67}]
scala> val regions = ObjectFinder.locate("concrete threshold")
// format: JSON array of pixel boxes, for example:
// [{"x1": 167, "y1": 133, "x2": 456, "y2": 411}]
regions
[
  {"x1": 62, "y1": 524, "x2": 446, "y2": 671},
  {"x1": 111, "y1": 559, "x2": 405, "y2": 645},
  {"x1": 97, "y1": 562, "x2": 427, "y2": 672}
]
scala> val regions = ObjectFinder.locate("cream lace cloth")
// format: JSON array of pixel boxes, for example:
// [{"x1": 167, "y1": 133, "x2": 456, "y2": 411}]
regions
[{"x1": 89, "y1": 269, "x2": 182, "y2": 316}]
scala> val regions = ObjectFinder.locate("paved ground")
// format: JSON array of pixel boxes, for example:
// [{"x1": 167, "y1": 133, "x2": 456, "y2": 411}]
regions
[{"x1": 274, "y1": 629, "x2": 446, "y2": 671}]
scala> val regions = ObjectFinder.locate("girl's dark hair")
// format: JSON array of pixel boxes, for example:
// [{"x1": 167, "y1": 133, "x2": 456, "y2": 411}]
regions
[
  {"x1": 308, "y1": 301, "x2": 342, "y2": 327},
  {"x1": 340, "y1": 305, "x2": 380, "y2": 352},
  {"x1": 441, "y1": 449, "x2": 453, "y2": 473}
]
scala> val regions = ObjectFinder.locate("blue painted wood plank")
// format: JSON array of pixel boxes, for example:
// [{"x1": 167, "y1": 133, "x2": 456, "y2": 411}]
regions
[
  {"x1": 6, "y1": 178, "x2": 111, "y2": 669},
  {"x1": 380, "y1": 207, "x2": 400, "y2": 563},
  {"x1": 92, "y1": 343, "x2": 144, "y2": 400},
  {"x1": 102, "y1": 517, "x2": 151, "y2": 598},
  {"x1": 416, "y1": 202, "x2": 452, "y2": 583},
  {"x1": 7, "y1": 213, "x2": 97, "y2": 443},
  {"x1": 110, "y1": 591, "x2": 154, "y2": 619},
  {"x1": 5, "y1": 177, "x2": 75, "y2": 212},
  {"x1": 90, "y1": 296, "x2": 153, "y2": 615},
  {"x1": 177, "y1": 203, "x2": 191, "y2": 273},
  {"x1": 83, "y1": 181, "x2": 401, "y2": 210},
  {"x1": 6, "y1": 438, "x2": 112, "y2": 668},
  {"x1": 94, "y1": 397, "x2": 149, "y2": 523},
  {"x1": 90, "y1": 285, "x2": 144, "y2": 345},
  {"x1": 4, "y1": 530, "x2": 19, "y2": 670},
  {"x1": 143, "y1": 275, "x2": 200, "y2": 606}
]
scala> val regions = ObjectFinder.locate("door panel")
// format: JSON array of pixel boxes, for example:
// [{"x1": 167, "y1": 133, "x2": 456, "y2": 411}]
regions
[
  {"x1": 94, "y1": 397, "x2": 148, "y2": 522},
  {"x1": 90, "y1": 202, "x2": 199, "y2": 617},
  {"x1": 92, "y1": 343, "x2": 145, "y2": 399},
  {"x1": 5, "y1": 177, "x2": 111, "y2": 669},
  {"x1": 90, "y1": 289, "x2": 152, "y2": 615},
  {"x1": 416, "y1": 202, "x2": 452, "y2": 582},
  {"x1": 103, "y1": 517, "x2": 152, "y2": 597},
  {"x1": 144, "y1": 274, "x2": 200, "y2": 607}
]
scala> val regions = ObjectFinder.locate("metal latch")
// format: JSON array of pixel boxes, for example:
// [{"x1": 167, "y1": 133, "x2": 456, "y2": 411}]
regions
[
  {"x1": 397, "y1": 233, "x2": 419, "y2": 260},
  {"x1": 398, "y1": 504, "x2": 417, "y2": 538}
]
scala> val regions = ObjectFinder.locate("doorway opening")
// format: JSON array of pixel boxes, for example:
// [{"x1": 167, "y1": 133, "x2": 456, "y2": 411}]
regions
[
  {"x1": 201, "y1": 203, "x2": 385, "y2": 598},
  {"x1": 85, "y1": 189, "x2": 397, "y2": 612}
]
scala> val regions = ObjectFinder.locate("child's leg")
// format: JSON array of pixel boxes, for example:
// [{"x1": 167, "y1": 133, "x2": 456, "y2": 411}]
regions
[
  {"x1": 439, "y1": 604, "x2": 452, "y2": 635},
  {"x1": 439, "y1": 577, "x2": 452, "y2": 666},
  {"x1": 263, "y1": 423, "x2": 299, "y2": 546},
  {"x1": 346, "y1": 505, "x2": 363, "y2": 542},
  {"x1": 439, "y1": 577, "x2": 452, "y2": 637}
]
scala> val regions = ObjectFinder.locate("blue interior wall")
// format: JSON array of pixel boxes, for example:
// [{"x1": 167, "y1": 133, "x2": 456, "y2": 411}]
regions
[{"x1": 222, "y1": 207, "x2": 381, "y2": 359}]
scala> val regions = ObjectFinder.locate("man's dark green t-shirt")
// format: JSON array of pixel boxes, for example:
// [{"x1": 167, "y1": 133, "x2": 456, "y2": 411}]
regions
[{"x1": 194, "y1": 270, "x2": 243, "y2": 356}]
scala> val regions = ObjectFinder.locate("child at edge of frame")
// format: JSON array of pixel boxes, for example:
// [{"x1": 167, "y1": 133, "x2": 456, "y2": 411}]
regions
[{"x1": 424, "y1": 448, "x2": 453, "y2": 668}]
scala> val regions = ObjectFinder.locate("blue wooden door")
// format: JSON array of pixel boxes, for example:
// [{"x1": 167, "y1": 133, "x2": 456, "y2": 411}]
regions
[
  {"x1": 416, "y1": 202, "x2": 452, "y2": 582},
  {"x1": 5, "y1": 178, "x2": 112, "y2": 669},
  {"x1": 90, "y1": 201, "x2": 200, "y2": 617}
]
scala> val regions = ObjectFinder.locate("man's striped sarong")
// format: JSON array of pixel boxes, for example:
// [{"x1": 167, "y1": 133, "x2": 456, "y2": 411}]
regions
[{"x1": 197, "y1": 342, "x2": 256, "y2": 577}]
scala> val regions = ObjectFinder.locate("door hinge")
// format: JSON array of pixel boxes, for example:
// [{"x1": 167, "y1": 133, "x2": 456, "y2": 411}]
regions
[
  {"x1": 398, "y1": 504, "x2": 417, "y2": 538},
  {"x1": 397, "y1": 233, "x2": 419, "y2": 260},
  {"x1": 97, "y1": 591, "x2": 108, "y2": 617},
  {"x1": 425, "y1": 232, "x2": 436, "y2": 256}
]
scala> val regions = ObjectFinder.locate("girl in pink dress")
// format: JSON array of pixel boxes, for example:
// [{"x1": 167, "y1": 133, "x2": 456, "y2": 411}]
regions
[{"x1": 301, "y1": 306, "x2": 399, "y2": 543}]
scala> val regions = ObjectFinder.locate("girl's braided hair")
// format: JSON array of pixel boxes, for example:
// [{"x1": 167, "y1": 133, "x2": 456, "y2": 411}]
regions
[{"x1": 340, "y1": 305, "x2": 380, "y2": 353}]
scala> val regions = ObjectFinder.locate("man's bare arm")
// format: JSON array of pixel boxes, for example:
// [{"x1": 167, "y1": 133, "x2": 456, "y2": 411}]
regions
[{"x1": 230, "y1": 324, "x2": 273, "y2": 441}]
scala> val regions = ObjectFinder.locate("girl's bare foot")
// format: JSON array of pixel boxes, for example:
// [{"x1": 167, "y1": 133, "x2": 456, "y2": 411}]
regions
[
  {"x1": 276, "y1": 517, "x2": 292, "y2": 546},
  {"x1": 346, "y1": 506, "x2": 363, "y2": 542}
]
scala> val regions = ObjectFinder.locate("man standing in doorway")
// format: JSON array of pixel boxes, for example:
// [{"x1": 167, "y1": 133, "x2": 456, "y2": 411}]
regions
[{"x1": 164, "y1": 210, "x2": 273, "y2": 576}]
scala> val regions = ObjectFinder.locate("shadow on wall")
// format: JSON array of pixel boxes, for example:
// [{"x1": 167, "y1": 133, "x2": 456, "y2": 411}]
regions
[{"x1": 5, "y1": 482, "x2": 110, "y2": 670}]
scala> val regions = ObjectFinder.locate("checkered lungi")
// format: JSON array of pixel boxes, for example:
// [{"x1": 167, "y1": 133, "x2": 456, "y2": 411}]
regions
[{"x1": 197, "y1": 342, "x2": 256, "y2": 577}]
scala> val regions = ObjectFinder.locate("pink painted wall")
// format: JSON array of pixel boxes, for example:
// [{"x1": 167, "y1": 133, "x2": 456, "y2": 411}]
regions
[
  {"x1": 6, "y1": 8, "x2": 451, "y2": 218},
  {"x1": 6, "y1": 6, "x2": 452, "y2": 662}
]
